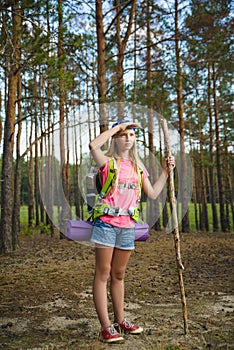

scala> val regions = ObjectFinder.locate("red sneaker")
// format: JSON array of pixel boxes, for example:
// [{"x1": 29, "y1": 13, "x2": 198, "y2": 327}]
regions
[
  {"x1": 117, "y1": 319, "x2": 144, "y2": 334},
  {"x1": 99, "y1": 325, "x2": 124, "y2": 343}
]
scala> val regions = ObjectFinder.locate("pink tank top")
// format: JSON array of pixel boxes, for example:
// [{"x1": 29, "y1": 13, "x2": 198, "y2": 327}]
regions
[{"x1": 99, "y1": 158, "x2": 148, "y2": 228}]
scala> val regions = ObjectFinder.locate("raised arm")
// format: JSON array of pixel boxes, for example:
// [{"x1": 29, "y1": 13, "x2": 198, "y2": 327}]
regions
[
  {"x1": 89, "y1": 122, "x2": 139, "y2": 168},
  {"x1": 142, "y1": 156, "x2": 175, "y2": 200}
]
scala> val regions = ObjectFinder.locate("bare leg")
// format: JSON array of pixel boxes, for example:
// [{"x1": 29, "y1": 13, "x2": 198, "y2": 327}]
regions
[
  {"x1": 110, "y1": 248, "x2": 132, "y2": 324},
  {"x1": 93, "y1": 246, "x2": 114, "y2": 329}
]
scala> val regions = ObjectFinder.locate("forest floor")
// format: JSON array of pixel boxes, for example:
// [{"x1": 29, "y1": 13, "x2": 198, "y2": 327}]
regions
[{"x1": 0, "y1": 230, "x2": 233, "y2": 350}]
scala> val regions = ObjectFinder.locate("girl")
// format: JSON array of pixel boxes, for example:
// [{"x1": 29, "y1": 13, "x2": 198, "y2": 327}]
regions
[{"x1": 89, "y1": 120, "x2": 175, "y2": 343}]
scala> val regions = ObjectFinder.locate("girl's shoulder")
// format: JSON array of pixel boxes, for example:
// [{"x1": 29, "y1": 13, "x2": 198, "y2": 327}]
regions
[{"x1": 137, "y1": 161, "x2": 149, "y2": 179}]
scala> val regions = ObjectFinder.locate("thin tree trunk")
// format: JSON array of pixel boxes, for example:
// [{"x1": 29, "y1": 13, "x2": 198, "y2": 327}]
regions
[
  {"x1": 223, "y1": 106, "x2": 232, "y2": 231},
  {"x1": 45, "y1": 0, "x2": 54, "y2": 235},
  {"x1": 32, "y1": 72, "x2": 40, "y2": 227},
  {"x1": 175, "y1": 0, "x2": 189, "y2": 232},
  {"x1": 226, "y1": 170, "x2": 234, "y2": 228},
  {"x1": 96, "y1": 0, "x2": 108, "y2": 135},
  {"x1": 160, "y1": 123, "x2": 169, "y2": 228},
  {"x1": 212, "y1": 63, "x2": 227, "y2": 232},
  {"x1": 71, "y1": 81, "x2": 81, "y2": 220},
  {"x1": 79, "y1": 115, "x2": 84, "y2": 220},
  {"x1": 50, "y1": 125, "x2": 55, "y2": 236},
  {"x1": 39, "y1": 73, "x2": 45, "y2": 224},
  {"x1": 146, "y1": 0, "x2": 160, "y2": 230},
  {"x1": 193, "y1": 159, "x2": 199, "y2": 230},
  {"x1": 0, "y1": 1, "x2": 21, "y2": 253},
  {"x1": 161, "y1": 118, "x2": 188, "y2": 335},
  {"x1": 27, "y1": 119, "x2": 34, "y2": 227},
  {"x1": 207, "y1": 64, "x2": 218, "y2": 231},
  {"x1": 58, "y1": 0, "x2": 70, "y2": 236},
  {"x1": 197, "y1": 109, "x2": 209, "y2": 231},
  {"x1": 12, "y1": 69, "x2": 22, "y2": 248},
  {"x1": 65, "y1": 102, "x2": 71, "y2": 219},
  {"x1": 133, "y1": 10, "x2": 137, "y2": 106},
  {"x1": 74, "y1": 122, "x2": 80, "y2": 219}
]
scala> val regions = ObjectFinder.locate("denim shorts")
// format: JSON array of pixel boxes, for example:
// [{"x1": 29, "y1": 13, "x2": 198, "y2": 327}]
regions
[{"x1": 90, "y1": 218, "x2": 135, "y2": 250}]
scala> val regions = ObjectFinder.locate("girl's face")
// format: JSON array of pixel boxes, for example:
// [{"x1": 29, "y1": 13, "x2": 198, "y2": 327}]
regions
[{"x1": 115, "y1": 129, "x2": 136, "y2": 152}]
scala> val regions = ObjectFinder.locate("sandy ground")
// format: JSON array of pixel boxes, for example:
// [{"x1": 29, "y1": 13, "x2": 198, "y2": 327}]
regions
[{"x1": 0, "y1": 230, "x2": 233, "y2": 350}]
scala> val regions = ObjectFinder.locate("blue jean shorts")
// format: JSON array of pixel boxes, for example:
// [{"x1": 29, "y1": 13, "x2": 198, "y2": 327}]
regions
[{"x1": 90, "y1": 218, "x2": 135, "y2": 250}]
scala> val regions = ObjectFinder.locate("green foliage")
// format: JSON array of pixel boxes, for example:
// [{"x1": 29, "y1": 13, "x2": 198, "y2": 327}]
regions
[
  {"x1": 20, "y1": 222, "x2": 51, "y2": 236},
  {"x1": 38, "y1": 223, "x2": 51, "y2": 234},
  {"x1": 20, "y1": 225, "x2": 35, "y2": 236}
]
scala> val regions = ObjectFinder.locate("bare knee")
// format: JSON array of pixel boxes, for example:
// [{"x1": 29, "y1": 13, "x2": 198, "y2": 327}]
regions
[
  {"x1": 111, "y1": 268, "x2": 125, "y2": 281},
  {"x1": 95, "y1": 265, "x2": 111, "y2": 283}
]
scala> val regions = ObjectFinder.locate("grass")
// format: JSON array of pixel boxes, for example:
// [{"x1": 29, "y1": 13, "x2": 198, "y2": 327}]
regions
[
  {"x1": 19, "y1": 202, "x2": 234, "y2": 234},
  {"x1": 187, "y1": 202, "x2": 233, "y2": 232}
]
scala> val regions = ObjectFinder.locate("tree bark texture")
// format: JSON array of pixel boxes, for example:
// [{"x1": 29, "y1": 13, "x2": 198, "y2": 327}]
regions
[
  {"x1": 175, "y1": 0, "x2": 190, "y2": 232},
  {"x1": 58, "y1": 0, "x2": 71, "y2": 235},
  {"x1": 146, "y1": 0, "x2": 160, "y2": 230},
  {"x1": 207, "y1": 64, "x2": 219, "y2": 231},
  {"x1": 12, "y1": 47, "x2": 22, "y2": 249},
  {"x1": 0, "y1": 1, "x2": 21, "y2": 253},
  {"x1": 161, "y1": 118, "x2": 188, "y2": 335},
  {"x1": 212, "y1": 63, "x2": 227, "y2": 232},
  {"x1": 95, "y1": 0, "x2": 108, "y2": 136}
]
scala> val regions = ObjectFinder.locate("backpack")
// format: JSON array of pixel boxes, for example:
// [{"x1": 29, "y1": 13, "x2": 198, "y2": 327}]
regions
[
  {"x1": 86, "y1": 164, "x2": 102, "y2": 212},
  {"x1": 85, "y1": 157, "x2": 145, "y2": 222},
  {"x1": 86, "y1": 157, "x2": 120, "y2": 212}
]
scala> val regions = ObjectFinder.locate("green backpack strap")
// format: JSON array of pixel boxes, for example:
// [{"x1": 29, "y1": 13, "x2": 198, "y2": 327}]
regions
[
  {"x1": 99, "y1": 158, "x2": 143, "y2": 199},
  {"x1": 98, "y1": 157, "x2": 116, "y2": 199},
  {"x1": 93, "y1": 158, "x2": 144, "y2": 223},
  {"x1": 137, "y1": 164, "x2": 143, "y2": 198},
  {"x1": 139, "y1": 167, "x2": 143, "y2": 189}
]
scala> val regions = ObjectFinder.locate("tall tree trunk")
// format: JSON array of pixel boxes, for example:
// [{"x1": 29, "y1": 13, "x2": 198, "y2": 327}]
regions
[
  {"x1": 71, "y1": 80, "x2": 81, "y2": 220},
  {"x1": 175, "y1": 0, "x2": 189, "y2": 232},
  {"x1": 133, "y1": 10, "x2": 137, "y2": 107},
  {"x1": 222, "y1": 100, "x2": 232, "y2": 231},
  {"x1": 65, "y1": 102, "x2": 71, "y2": 218},
  {"x1": 49, "y1": 127, "x2": 55, "y2": 237},
  {"x1": 96, "y1": 0, "x2": 108, "y2": 135},
  {"x1": 226, "y1": 167, "x2": 234, "y2": 228},
  {"x1": 197, "y1": 108, "x2": 209, "y2": 231},
  {"x1": 0, "y1": 1, "x2": 21, "y2": 253},
  {"x1": 191, "y1": 157, "x2": 199, "y2": 230},
  {"x1": 32, "y1": 72, "x2": 40, "y2": 227},
  {"x1": 39, "y1": 74, "x2": 45, "y2": 223},
  {"x1": 146, "y1": 0, "x2": 160, "y2": 230},
  {"x1": 207, "y1": 64, "x2": 218, "y2": 231},
  {"x1": 212, "y1": 63, "x2": 227, "y2": 232},
  {"x1": 39, "y1": 73, "x2": 45, "y2": 224},
  {"x1": 73, "y1": 120, "x2": 81, "y2": 219},
  {"x1": 12, "y1": 70, "x2": 22, "y2": 248},
  {"x1": 27, "y1": 120, "x2": 34, "y2": 227},
  {"x1": 79, "y1": 114, "x2": 84, "y2": 219},
  {"x1": 58, "y1": 0, "x2": 70, "y2": 236},
  {"x1": 160, "y1": 123, "x2": 169, "y2": 228},
  {"x1": 34, "y1": 113, "x2": 40, "y2": 227},
  {"x1": 45, "y1": 0, "x2": 54, "y2": 235},
  {"x1": 188, "y1": 122, "x2": 199, "y2": 231}
]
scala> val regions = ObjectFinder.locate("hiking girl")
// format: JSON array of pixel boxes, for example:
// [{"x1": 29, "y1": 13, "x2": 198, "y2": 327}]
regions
[{"x1": 89, "y1": 120, "x2": 175, "y2": 343}]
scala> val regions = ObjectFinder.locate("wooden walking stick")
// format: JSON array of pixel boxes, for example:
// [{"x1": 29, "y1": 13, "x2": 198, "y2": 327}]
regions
[{"x1": 161, "y1": 118, "x2": 188, "y2": 335}]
